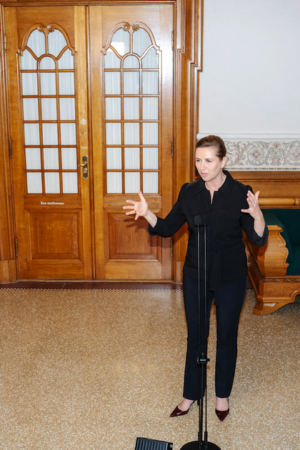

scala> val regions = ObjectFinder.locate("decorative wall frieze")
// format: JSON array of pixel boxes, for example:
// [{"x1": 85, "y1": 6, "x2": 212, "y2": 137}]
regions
[{"x1": 197, "y1": 135, "x2": 300, "y2": 170}]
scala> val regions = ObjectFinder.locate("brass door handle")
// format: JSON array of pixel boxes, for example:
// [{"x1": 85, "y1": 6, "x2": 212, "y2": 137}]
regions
[{"x1": 78, "y1": 155, "x2": 88, "y2": 179}]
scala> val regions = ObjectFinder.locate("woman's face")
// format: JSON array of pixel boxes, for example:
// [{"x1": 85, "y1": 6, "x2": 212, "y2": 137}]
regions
[{"x1": 195, "y1": 146, "x2": 226, "y2": 183}]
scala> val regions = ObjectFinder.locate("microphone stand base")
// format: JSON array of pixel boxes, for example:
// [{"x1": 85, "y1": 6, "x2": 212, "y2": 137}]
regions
[{"x1": 181, "y1": 441, "x2": 221, "y2": 450}]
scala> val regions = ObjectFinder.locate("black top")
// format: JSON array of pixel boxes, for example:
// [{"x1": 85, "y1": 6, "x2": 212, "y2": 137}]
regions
[{"x1": 148, "y1": 170, "x2": 269, "y2": 305}]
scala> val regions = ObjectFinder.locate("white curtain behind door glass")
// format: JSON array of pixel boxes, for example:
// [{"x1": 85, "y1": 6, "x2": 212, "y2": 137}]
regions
[
  {"x1": 22, "y1": 73, "x2": 38, "y2": 95},
  {"x1": 111, "y1": 28, "x2": 130, "y2": 56},
  {"x1": 60, "y1": 98, "x2": 75, "y2": 120},
  {"x1": 41, "y1": 98, "x2": 57, "y2": 120},
  {"x1": 105, "y1": 98, "x2": 121, "y2": 120},
  {"x1": 23, "y1": 98, "x2": 39, "y2": 120},
  {"x1": 44, "y1": 148, "x2": 59, "y2": 170},
  {"x1": 143, "y1": 97, "x2": 158, "y2": 120},
  {"x1": 25, "y1": 148, "x2": 41, "y2": 170},
  {"x1": 59, "y1": 73, "x2": 75, "y2": 95},
  {"x1": 62, "y1": 173, "x2": 78, "y2": 194},
  {"x1": 123, "y1": 55, "x2": 139, "y2": 69},
  {"x1": 133, "y1": 29, "x2": 151, "y2": 56},
  {"x1": 48, "y1": 30, "x2": 67, "y2": 57},
  {"x1": 143, "y1": 172, "x2": 158, "y2": 194},
  {"x1": 105, "y1": 72, "x2": 121, "y2": 95},
  {"x1": 105, "y1": 49, "x2": 121, "y2": 69},
  {"x1": 124, "y1": 98, "x2": 139, "y2": 120},
  {"x1": 125, "y1": 172, "x2": 140, "y2": 193},
  {"x1": 143, "y1": 72, "x2": 158, "y2": 94},
  {"x1": 125, "y1": 148, "x2": 140, "y2": 169},
  {"x1": 143, "y1": 148, "x2": 158, "y2": 169},
  {"x1": 21, "y1": 50, "x2": 37, "y2": 70},
  {"x1": 40, "y1": 57, "x2": 55, "y2": 70},
  {"x1": 142, "y1": 48, "x2": 158, "y2": 69},
  {"x1": 107, "y1": 173, "x2": 122, "y2": 193},
  {"x1": 62, "y1": 148, "x2": 77, "y2": 170},
  {"x1": 61, "y1": 123, "x2": 76, "y2": 145},
  {"x1": 106, "y1": 123, "x2": 121, "y2": 145},
  {"x1": 124, "y1": 72, "x2": 139, "y2": 94},
  {"x1": 143, "y1": 123, "x2": 158, "y2": 145},
  {"x1": 106, "y1": 148, "x2": 122, "y2": 169},
  {"x1": 27, "y1": 173, "x2": 42, "y2": 194},
  {"x1": 40, "y1": 73, "x2": 56, "y2": 95},
  {"x1": 43, "y1": 124, "x2": 58, "y2": 145},
  {"x1": 58, "y1": 49, "x2": 74, "y2": 69},
  {"x1": 24, "y1": 124, "x2": 40, "y2": 145},
  {"x1": 45, "y1": 172, "x2": 60, "y2": 193},
  {"x1": 124, "y1": 123, "x2": 140, "y2": 145},
  {"x1": 27, "y1": 30, "x2": 45, "y2": 57}
]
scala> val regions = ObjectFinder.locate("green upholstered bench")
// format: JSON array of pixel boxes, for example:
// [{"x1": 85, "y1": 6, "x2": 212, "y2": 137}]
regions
[{"x1": 247, "y1": 208, "x2": 300, "y2": 315}]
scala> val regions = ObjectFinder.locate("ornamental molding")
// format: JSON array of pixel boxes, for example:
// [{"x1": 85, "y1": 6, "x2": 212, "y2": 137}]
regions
[{"x1": 197, "y1": 135, "x2": 300, "y2": 171}]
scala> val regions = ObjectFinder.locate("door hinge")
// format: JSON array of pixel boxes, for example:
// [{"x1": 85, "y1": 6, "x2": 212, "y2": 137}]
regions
[
  {"x1": 8, "y1": 139, "x2": 12, "y2": 158},
  {"x1": 3, "y1": 34, "x2": 7, "y2": 53},
  {"x1": 170, "y1": 238, "x2": 173, "y2": 257},
  {"x1": 171, "y1": 139, "x2": 174, "y2": 158},
  {"x1": 15, "y1": 239, "x2": 18, "y2": 258},
  {"x1": 171, "y1": 30, "x2": 174, "y2": 51}
]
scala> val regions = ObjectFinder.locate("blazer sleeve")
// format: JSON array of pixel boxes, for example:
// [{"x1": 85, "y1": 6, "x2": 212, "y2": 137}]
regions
[
  {"x1": 148, "y1": 183, "x2": 188, "y2": 238},
  {"x1": 240, "y1": 186, "x2": 269, "y2": 247}
]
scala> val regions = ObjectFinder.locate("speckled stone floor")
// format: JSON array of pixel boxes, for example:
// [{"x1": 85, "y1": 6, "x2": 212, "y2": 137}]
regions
[{"x1": 0, "y1": 288, "x2": 299, "y2": 450}]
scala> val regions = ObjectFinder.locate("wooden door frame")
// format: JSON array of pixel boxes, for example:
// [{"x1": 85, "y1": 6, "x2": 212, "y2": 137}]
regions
[{"x1": 0, "y1": 0, "x2": 203, "y2": 283}]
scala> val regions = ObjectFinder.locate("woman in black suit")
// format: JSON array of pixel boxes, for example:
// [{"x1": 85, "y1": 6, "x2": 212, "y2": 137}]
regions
[{"x1": 124, "y1": 135, "x2": 268, "y2": 421}]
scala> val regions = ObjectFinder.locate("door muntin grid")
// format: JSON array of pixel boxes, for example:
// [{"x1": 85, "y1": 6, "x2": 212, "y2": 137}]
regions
[
  {"x1": 104, "y1": 23, "x2": 160, "y2": 195},
  {"x1": 20, "y1": 26, "x2": 78, "y2": 195}
]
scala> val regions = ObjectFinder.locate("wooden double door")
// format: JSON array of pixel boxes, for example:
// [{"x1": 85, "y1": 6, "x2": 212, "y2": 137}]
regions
[{"x1": 5, "y1": 4, "x2": 173, "y2": 280}]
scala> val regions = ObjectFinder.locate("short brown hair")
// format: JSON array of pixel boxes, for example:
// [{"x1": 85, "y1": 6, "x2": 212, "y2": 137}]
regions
[{"x1": 196, "y1": 135, "x2": 226, "y2": 160}]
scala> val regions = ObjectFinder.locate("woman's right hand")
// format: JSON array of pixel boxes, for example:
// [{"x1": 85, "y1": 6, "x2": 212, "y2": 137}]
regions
[{"x1": 123, "y1": 191, "x2": 149, "y2": 220}]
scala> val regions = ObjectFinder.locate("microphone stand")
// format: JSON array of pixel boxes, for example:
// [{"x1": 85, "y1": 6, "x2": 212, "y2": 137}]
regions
[{"x1": 181, "y1": 217, "x2": 221, "y2": 450}]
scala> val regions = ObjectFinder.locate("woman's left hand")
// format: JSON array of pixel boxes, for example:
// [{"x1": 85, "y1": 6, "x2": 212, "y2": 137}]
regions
[{"x1": 241, "y1": 190, "x2": 263, "y2": 220}]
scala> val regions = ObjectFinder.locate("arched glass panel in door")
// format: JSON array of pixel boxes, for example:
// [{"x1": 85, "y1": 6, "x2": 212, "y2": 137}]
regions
[{"x1": 104, "y1": 23, "x2": 160, "y2": 195}]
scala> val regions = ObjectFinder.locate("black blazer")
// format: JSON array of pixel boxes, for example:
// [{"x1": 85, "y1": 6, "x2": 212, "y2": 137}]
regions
[{"x1": 149, "y1": 170, "x2": 268, "y2": 305}]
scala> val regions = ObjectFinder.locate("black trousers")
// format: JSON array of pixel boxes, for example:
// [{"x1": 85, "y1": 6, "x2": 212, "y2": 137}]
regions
[{"x1": 183, "y1": 273, "x2": 248, "y2": 400}]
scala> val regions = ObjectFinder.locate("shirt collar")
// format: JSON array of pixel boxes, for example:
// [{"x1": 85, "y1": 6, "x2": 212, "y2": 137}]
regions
[{"x1": 194, "y1": 169, "x2": 233, "y2": 194}]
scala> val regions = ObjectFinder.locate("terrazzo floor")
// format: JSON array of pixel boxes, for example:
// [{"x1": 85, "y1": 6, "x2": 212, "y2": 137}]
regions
[{"x1": 0, "y1": 288, "x2": 299, "y2": 449}]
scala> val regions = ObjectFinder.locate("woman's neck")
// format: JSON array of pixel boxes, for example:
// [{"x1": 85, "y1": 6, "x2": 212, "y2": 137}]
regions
[{"x1": 205, "y1": 171, "x2": 226, "y2": 192}]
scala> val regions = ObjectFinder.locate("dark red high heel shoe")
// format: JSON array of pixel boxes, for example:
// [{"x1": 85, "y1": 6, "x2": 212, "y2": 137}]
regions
[
  {"x1": 215, "y1": 398, "x2": 229, "y2": 422},
  {"x1": 170, "y1": 400, "x2": 195, "y2": 417}
]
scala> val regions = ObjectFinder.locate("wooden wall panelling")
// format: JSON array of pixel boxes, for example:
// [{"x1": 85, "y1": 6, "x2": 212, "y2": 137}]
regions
[
  {"x1": 0, "y1": 6, "x2": 17, "y2": 282},
  {"x1": 173, "y1": 0, "x2": 203, "y2": 282}
]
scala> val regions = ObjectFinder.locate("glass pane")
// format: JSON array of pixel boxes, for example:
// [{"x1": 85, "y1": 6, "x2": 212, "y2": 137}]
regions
[
  {"x1": 61, "y1": 123, "x2": 76, "y2": 145},
  {"x1": 58, "y1": 49, "x2": 74, "y2": 69},
  {"x1": 143, "y1": 148, "x2": 158, "y2": 169},
  {"x1": 48, "y1": 29, "x2": 67, "y2": 57},
  {"x1": 44, "y1": 148, "x2": 59, "y2": 170},
  {"x1": 105, "y1": 98, "x2": 121, "y2": 120},
  {"x1": 23, "y1": 98, "x2": 39, "y2": 121},
  {"x1": 142, "y1": 72, "x2": 158, "y2": 95},
  {"x1": 40, "y1": 57, "x2": 55, "y2": 70},
  {"x1": 125, "y1": 172, "x2": 140, "y2": 193},
  {"x1": 62, "y1": 148, "x2": 77, "y2": 170},
  {"x1": 27, "y1": 30, "x2": 45, "y2": 58},
  {"x1": 41, "y1": 98, "x2": 57, "y2": 120},
  {"x1": 107, "y1": 172, "x2": 122, "y2": 193},
  {"x1": 143, "y1": 172, "x2": 158, "y2": 194},
  {"x1": 143, "y1": 123, "x2": 158, "y2": 145},
  {"x1": 133, "y1": 29, "x2": 151, "y2": 56},
  {"x1": 42, "y1": 124, "x2": 58, "y2": 145},
  {"x1": 63, "y1": 172, "x2": 78, "y2": 194},
  {"x1": 125, "y1": 148, "x2": 140, "y2": 169},
  {"x1": 124, "y1": 72, "x2": 139, "y2": 95},
  {"x1": 59, "y1": 73, "x2": 75, "y2": 95},
  {"x1": 105, "y1": 49, "x2": 120, "y2": 69},
  {"x1": 21, "y1": 50, "x2": 37, "y2": 70},
  {"x1": 45, "y1": 172, "x2": 60, "y2": 194},
  {"x1": 124, "y1": 123, "x2": 140, "y2": 145},
  {"x1": 106, "y1": 123, "x2": 121, "y2": 145},
  {"x1": 124, "y1": 98, "x2": 139, "y2": 120},
  {"x1": 123, "y1": 56, "x2": 139, "y2": 69},
  {"x1": 22, "y1": 73, "x2": 38, "y2": 96},
  {"x1": 40, "y1": 73, "x2": 56, "y2": 95},
  {"x1": 106, "y1": 148, "x2": 122, "y2": 169},
  {"x1": 60, "y1": 98, "x2": 75, "y2": 120},
  {"x1": 27, "y1": 172, "x2": 42, "y2": 194},
  {"x1": 142, "y1": 48, "x2": 158, "y2": 69},
  {"x1": 111, "y1": 28, "x2": 130, "y2": 56},
  {"x1": 143, "y1": 97, "x2": 158, "y2": 120},
  {"x1": 26, "y1": 148, "x2": 41, "y2": 170},
  {"x1": 105, "y1": 72, "x2": 121, "y2": 95},
  {"x1": 24, "y1": 124, "x2": 40, "y2": 145}
]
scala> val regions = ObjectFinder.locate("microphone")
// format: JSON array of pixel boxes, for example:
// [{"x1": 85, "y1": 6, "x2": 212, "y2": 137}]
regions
[
  {"x1": 194, "y1": 215, "x2": 201, "y2": 227},
  {"x1": 194, "y1": 215, "x2": 209, "y2": 227}
]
